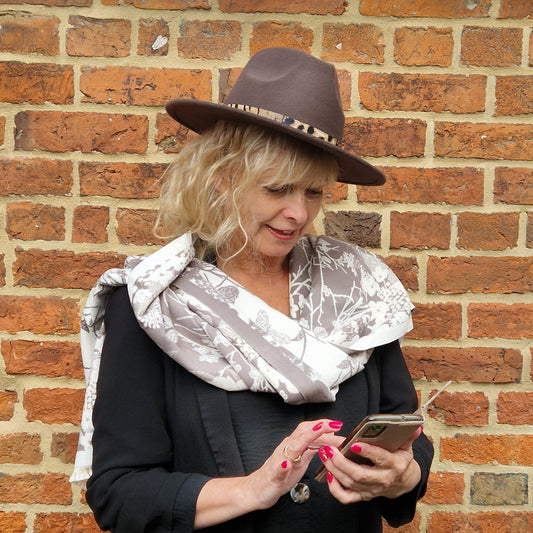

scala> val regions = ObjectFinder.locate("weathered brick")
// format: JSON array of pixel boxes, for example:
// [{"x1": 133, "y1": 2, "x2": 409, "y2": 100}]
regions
[
  {"x1": 390, "y1": 212, "x2": 451, "y2": 250},
  {"x1": 34, "y1": 512, "x2": 101, "y2": 533},
  {"x1": 79, "y1": 161, "x2": 165, "y2": 198},
  {"x1": 382, "y1": 256, "x2": 418, "y2": 291},
  {"x1": 0, "y1": 473, "x2": 71, "y2": 505},
  {"x1": 360, "y1": 73, "x2": 485, "y2": 113},
  {"x1": 494, "y1": 167, "x2": 533, "y2": 205},
  {"x1": 322, "y1": 24, "x2": 384, "y2": 64},
  {"x1": 345, "y1": 118, "x2": 426, "y2": 158},
  {"x1": 427, "y1": 391, "x2": 489, "y2": 426},
  {"x1": 461, "y1": 27, "x2": 522, "y2": 67},
  {"x1": 14, "y1": 248, "x2": 125, "y2": 290},
  {"x1": 471, "y1": 473, "x2": 528, "y2": 505},
  {"x1": 357, "y1": 167, "x2": 484, "y2": 205},
  {"x1": 382, "y1": 512, "x2": 421, "y2": 533},
  {"x1": 14, "y1": 111, "x2": 149, "y2": 154},
  {"x1": 422, "y1": 471, "x2": 465, "y2": 504},
  {"x1": 0, "y1": 390, "x2": 17, "y2": 421},
  {"x1": 435, "y1": 122, "x2": 533, "y2": 161},
  {"x1": 497, "y1": 392, "x2": 533, "y2": 425},
  {"x1": 359, "y1": 0, "x2": 491, "y2": 17},
  {"x1": 0, "y1": 295, "x2": 79, "y2": 335},
  {"x1": 0, "y1": 62, "x2": 73, "y2": 104},
  {"x1": 116, "y1": 208, "x2": 166, "y2": 246},
  {"x1": 0, "y1": 157, "x2": 73, "y2": 196},
  {"x1": 0, "y1": 13, "x2": 59, "y2": 55},
  {"x1": 6, "y1": 202, "x2": 65, "y2": 241},
  {"x1": 407, "y1": 303, "x2": 462, "y2": 340},
  {"x1": 323, "y1": 182, "x2": 348, "y2": 203},
  {"x1": 50, "y1": 432, "x2": 79, "y2": 464},
  {"x1": 0, "y1": 512, "x2": 25, "y2": 533},
  {"x1": 102, "y1": 0, "x2": 210, "y2": 8},
  {"x1": 469, "y1": 303, "x2": 533, "y2": 339},
  {"x1": 0, "y1": 433, "x2": 42, "y2": 464},
  {"x1": 404, "y1": 346, "x2": 521, "y2": 383},
  {"x1": 324, "y1": 211, "x2": 381, "y2": 248},
  {"x1": 394, "y1": 27, "x2": 453, "y2": 66},
  {"x1": 67, "y1": 16, "x2": 131, "y2": 57},
  {"x1": 457, "y1": 212, "x2": 519, "y2": 250},
  {"x1": 0, "y1": 115, "x2": 4, "y2": 145},
  {"x1": 24, "y1": 388, "x2": 84, "y2": 425},
  {"x1": 178, "y1": 20, "x2": 240, "y2": 60},
  {"x1": 219, "y1": 0, "x2": 346, "y2": 14},
  {"x1": 138, "y1": 18, "x2": 169, "y2": 56},
  {"x1": 495, "y1": 76, "x2": 533, "y2": 115},
  {"x1": 428, "y1": 511, "x2": 533, "y2": 532},
  {"x1": 499, "y1": 0, "x2": 533, "y2": 19},
  {"x1": 528, "y1": 213, "x2": 533, "y2": 248},
  {"x1": 72, "y1": 205, "x2": 109, "y2": 244},
  {"x1": 4, "y1": 0, "x2": 90, "y2": 4},
  {"x1": 80, "y1": 66, "x2": 211, "y2": 106},
  {"x1": 2, "y1": 339, "x2": 83, "y2": 379},
  {"x1": 428, "y1": 256, "x2": 532, "y2": 294},
  {"x1": 156, "y1": 113, "x2": 198, "y2": 153},
  {"x1": 0, "y1": 254, "x2": 5, "y2": 287},
  {"x1": 250, "y1": 22, "x2": 313, "y2": 55}
]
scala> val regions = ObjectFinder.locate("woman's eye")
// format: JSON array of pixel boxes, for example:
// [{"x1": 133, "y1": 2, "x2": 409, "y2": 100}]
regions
[
  {"x1": 306, "y1": 188, "x2": 323, "y2": 197},
  {"x1": 264, "y1": 185, "x2": 288, "y2": 194}
]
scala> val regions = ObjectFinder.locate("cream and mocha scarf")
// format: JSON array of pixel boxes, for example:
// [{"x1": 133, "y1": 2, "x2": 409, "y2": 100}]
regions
[{"x1": 70, "y1": 233, "x2": 413, "y2": 486}]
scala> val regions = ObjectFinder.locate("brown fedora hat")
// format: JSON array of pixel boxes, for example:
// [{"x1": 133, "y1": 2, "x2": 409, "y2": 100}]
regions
[{"x1": 166, "y1": 47, "x2": 385, "y2": 186}]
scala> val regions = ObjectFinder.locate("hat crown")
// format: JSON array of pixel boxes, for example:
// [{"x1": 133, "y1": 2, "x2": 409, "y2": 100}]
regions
[{"x1": 223, "y1": 48, "x2": 345, "y2": 141}]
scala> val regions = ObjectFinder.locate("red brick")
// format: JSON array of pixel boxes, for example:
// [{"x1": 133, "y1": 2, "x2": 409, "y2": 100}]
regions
[
  {"x1": 324, "y1": 182, "x2": 348, "y2": 203},
  {"x1": 434, "y1": 122, "x2": 533, "y2": 161},
  {"x1": 457, "y1": 212, "x2": 519, "y2": 250},
  {"x1": 0, "y1": 473, "x2": 71, "y2": 505},
  {"x1": 0, "y1": 295, "x2": 79, "y2": 335},
  {"x1": 156, "y1": 113, "x2": 198, "y2": 153},
  {"x1": 357, "y1": 167, "x2": 484, "y2": 205},
  {"x1": 6, "y1": 202, "x2": 65, "y2": 241},
  {"x1": 428, "y1": 511, "x2": 533, "y2": 533},
  {"x1": 407, "y1": 303, "x2": 462, "y2": 340},
  {"x1": 0, "y1": 512, "x2": 25, "y2": 533},
  {"x1": 2, "y1": 339, "x2": 83, "y2": 379},
  {"x1": 382, "y1": 512, "x2": 420, "y2": 533},
  {"x1": 0, "y1": 433, "x2": 42, "y2": 464},
  {"x1": 322, "y1": 24, "x2": 384, "y2": 64},
  {"x1": 0, "y1": 115, "x2": 4, "y2": 145},
  {"x1": 382, "y1": 256, "x2": 418, "y2": 291},
  {"x1": 422, "y1": 471, "x2": 465, "y2": 504},
  {"x1": 427, "y1": 391, "x2": 489, "y2": 426},
  {"x1": 468, "y1": 303, "x2": 533, "y2": 339},
  {"x1": 0, "y1": 390, "x2": 17, "y2": 421},
  {"x1": 138, "y1": 18, "x2": 169, "y2": 56},
  {"x1": 495, "y1": 76, "x2": 533, "y2": 115},
  {"x1": 428, "y1": 256, "x2": 532, "y2": 294},
  {"x1": 14, "y1": 111, "x2": 149, "y2": 154},
  {"x1": 51, "y1": 432, "x2": 79, "y2": 464},
  {"x1": 34, "y1": 512, "x2": 101, "y2": 533},
  {"x1": 66, "y1": 16, "x2": 130, "y2": 57},
  {"x1": 24, "y1": 388, "x2": 84, "y2": 425},
  {"x1": 461, "y1": 27, "x2": 522, "y2": 67},
  {"x1": 13, "y1": 248, "x2": 125, "y2": 290},
  {"x1": 73, "y1": 205, "x2": 109, "y2": 244},
  {"x1": 498, "y1": 392, "x2": 533, "y2": 425},
  {"x1": 360, "y1": 73, "x2": 485, "y2": 113},
  {"x1": 0, "y1": 13, "x2": 59, "y2": 55},
  {"x1": 178, "y1": 20, "x2": 240, "y2": 60},
  {"x1": 499, "y1": 1, "x2": 533, "y2": 19},
  {"x1": 0, "y1": 157, "x2": 73, "y2": 196},
  {"x1": 79, "y1": 161, "x2": 165, "y2": 199},
  {"x1": 0, "y1": 62, "x2": 73, "y2": 104},
  {"x1": 359, "y1": 0, "x2": 491, "y2": 17},
  {"x1": 4, "y1": 0, "x2": 90, "y2": 4},
  {"x1": 404, "y1": 346, "x2": 521, "y2": 383},
  {"x1": 250, "y1": 22, "x2": 313, "y2": 55},
  {"x1": 116, "y1": 208, "x2": 166, "y2": 246},
  {"x1": 219, "y1": 0, "x2": 346, "y2": 14},
  {"x1": 390, "y1": 212, "x2": 451, "y2": 250},
  {"x1": 344, "y1": 118, "x2": 426, "y2": 158},
  {"x1": 102, "y1": 0, "x2": 209, "y2": 7},
  {"x1": 394, "y1": 27, "x2": 453, "y2": 67},
  {"x1": 80, "y1": 66, "x2": 211, "y2": 106},
  {"x1": 494, "y1": 167, "x2": 533, "y2": 205}
]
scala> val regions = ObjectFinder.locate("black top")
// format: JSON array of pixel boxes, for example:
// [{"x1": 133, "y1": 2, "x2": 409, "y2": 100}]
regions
[{"x1": 86, "y1": 286, "x2": 433, "y2": 533}]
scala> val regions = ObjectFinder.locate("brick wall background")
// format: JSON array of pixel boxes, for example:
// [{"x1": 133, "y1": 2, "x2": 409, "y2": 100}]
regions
[{"x1": 0, "y1": 1, "x2": 532, "y2": 531}]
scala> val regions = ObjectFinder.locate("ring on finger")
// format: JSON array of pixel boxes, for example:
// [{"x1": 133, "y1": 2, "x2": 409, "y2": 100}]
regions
[{"x1": 283, "y1": 444, "x2": 302, "y2": 462}]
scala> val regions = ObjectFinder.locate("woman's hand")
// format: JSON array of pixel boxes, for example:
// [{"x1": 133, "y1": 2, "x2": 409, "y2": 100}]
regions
[{"x1": 317, "y1": 427, "x2": 423, "y2": 504}]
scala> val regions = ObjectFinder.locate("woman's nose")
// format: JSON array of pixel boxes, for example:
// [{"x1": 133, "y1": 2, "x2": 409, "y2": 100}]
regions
[{"x1": 282, "y1": 193, "x2": 309, "y2": 223}]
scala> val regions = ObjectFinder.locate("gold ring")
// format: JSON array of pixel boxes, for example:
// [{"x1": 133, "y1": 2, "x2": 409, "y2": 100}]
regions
[{"x1": 283, "y1": 444, "x2": 302, "y2": 462}]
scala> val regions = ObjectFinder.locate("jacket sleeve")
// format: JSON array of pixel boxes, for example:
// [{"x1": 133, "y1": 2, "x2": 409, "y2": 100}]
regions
[
  {"x1": 372, "y1": 341, "x2": 434, "y2": 528},
  {"x1": 86, "y1": 286, "x2": 211, "y2": 533}
]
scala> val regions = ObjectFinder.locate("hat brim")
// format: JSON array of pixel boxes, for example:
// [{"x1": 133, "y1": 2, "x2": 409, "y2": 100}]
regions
[{"x1": 165, "y1": 99, "x2": 385, "y2": 186}]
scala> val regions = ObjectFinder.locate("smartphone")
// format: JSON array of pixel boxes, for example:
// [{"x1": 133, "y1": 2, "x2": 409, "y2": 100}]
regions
[{"x1": 315, "y1": 413, "x2": 423, "y2": 482}]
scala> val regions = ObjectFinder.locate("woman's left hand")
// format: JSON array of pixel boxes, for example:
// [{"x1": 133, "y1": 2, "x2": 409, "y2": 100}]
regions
[{"x1": 318, "y1": 427, "x2": 423, "y2": 504}]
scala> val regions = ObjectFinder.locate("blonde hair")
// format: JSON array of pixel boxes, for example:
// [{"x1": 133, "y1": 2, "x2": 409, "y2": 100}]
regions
[{"x1": 156, "y1": 121, "x2": 339, "y2": 259}]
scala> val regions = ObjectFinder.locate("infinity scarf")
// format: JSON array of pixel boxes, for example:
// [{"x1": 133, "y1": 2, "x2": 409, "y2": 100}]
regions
[{"x1": 71, "y1": 233, "x2": 413, "y2": 486}]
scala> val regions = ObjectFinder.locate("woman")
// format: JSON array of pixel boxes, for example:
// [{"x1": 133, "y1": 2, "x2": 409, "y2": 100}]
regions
[{"x1": 72, "y1": 47, "x2": 433, "y2": 532}]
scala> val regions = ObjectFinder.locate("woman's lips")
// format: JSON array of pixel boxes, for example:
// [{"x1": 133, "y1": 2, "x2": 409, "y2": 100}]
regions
[{"x1": 267, "y1": 225, "x2": 297, "y2": 240}]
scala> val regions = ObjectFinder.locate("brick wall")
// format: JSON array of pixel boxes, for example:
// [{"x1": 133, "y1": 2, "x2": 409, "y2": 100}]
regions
[{"x1": 0, "y1": 1, "x2": 531, "y2": 531}]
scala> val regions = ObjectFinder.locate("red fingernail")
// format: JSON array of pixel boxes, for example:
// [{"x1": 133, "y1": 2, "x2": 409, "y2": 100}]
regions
[
  {"x1": 313, "y1": 422, "x2": 324, "y2": 431},
  {"x1": 326, "y1": 471, "x2": 333, "y2": 483},
  {"x1": 329, "y1": 420, "x2": 343, "y2": 429},
  {"x1": 319, "y1": 447, "x2": 328, "y2": 462},
  {"x1": 323, "y1": 445, "x2": 334, "y2": 458},
  {"x1": 350, "y1": 444, "x2": 362, "y2": 453},
  {"x1": 281, "y1": 460, "x2": 288, "y2": 469}
]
